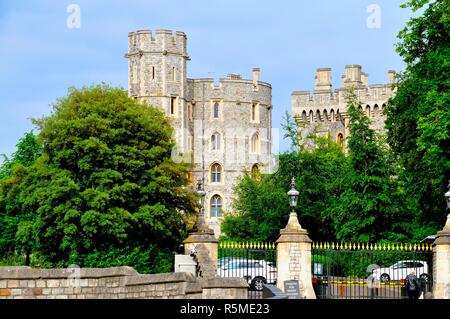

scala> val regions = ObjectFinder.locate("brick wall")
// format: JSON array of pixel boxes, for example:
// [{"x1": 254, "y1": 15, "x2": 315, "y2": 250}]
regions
[{"x1": 0, "y1": 266, "x2": 248, "y2": 299}]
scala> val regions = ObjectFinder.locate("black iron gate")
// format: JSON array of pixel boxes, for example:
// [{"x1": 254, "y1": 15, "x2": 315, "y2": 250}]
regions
[
  {"x1": 218, "y1": 241, "x2": 276, "y2": 299},
  {"x1": 312, "y1": 242, "x2": 433, "y2": 299}
]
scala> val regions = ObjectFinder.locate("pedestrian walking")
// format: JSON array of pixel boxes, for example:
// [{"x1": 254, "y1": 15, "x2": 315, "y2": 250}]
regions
[{"x1": 405, "y1": 270, "x2": 421, "y2": 299}]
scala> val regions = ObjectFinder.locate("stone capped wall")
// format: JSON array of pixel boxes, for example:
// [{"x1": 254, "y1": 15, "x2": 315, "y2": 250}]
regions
[{"x1": 0, "y1": 266, "x2": 248, "y2": 299}]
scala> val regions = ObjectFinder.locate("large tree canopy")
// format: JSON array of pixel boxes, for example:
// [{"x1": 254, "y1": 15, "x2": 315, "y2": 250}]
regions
[
  {"x1": 0, "y1": 132, "x2": 42, "y2": 262},
  {"x1": 385, "y1": 0, "x2": 450, "y2": 236},
  {"x1": 1, "y1": 84, "x2": 198, "y2": 272},
  {"x1": 331, "y1": 91, "x2": 407, "y2": 242}
]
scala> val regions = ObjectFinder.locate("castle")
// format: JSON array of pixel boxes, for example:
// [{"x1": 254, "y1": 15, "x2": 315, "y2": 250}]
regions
[
  {"x1": 125, "y1": 29, "x2": 273, "y2": 236},
  {"x1": 291, "y1": 65, "x2": 396, "y2": 149}
]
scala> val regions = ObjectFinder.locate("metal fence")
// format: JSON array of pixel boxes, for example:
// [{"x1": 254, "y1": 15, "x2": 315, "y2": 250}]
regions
[
  {"x1": 217, "y1": 241, "x2": 276, "y2": 298},
  {"x1": 311, "y1": 242, "x2": 433, "y2": 299}
]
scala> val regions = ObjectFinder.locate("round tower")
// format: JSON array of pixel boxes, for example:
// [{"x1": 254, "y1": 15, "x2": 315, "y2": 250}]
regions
[{"x1": 125, "y1": 29, "x2": 189, "y2": 150}]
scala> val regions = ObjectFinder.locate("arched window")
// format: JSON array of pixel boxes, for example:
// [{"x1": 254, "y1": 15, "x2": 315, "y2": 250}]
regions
[
  {"x1": 210, "y1": 195, "x2": 223, "y2": 218},
  {"x1": 337, "y1": 133, "x2": 344, "y2": 148},
  {"x1": 302, "y1": 111, "x2": 307, "y2": 122},
  {"x1": 323, "y1": 110, "x2": 328, "y2": 122},
  {"x1": 213, "y1": 102, "x2": 219, "y2": 119},
  {"x1": 211, "y1": 132, "x2": 221, "y2": 151},
  {"x1": 366, "y1": 105, "x2": 371, "y2": 117},
  {"x1": 251, "y1": 164, "x2": 260, "y2": 180},
  {"x1": 336, "y1": 110, "x2": 340, "y2": 121},
  {"x1": 358, "y1": 105, "x2": 363, "y2": 112},
  {"x1": 373, "y1": 104, "x2": 379, "y2": 116},
  {"x1": 309, "y1": 110, "x2": 314, "y2": 123},
  {"x1": 211, "y1": 163, "x2": 222, "y2": 183},
  {"x1": 330, "y1": 109, "x2": 335, "y2": 122},
  {"x1": 316, "y1": 110, "x2": 321, "y2": 122},
  {"x1": 251, "y1": 133, "x2": 260, "y2": 153}
]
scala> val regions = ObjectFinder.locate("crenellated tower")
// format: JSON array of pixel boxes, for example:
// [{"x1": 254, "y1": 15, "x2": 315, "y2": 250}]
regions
[
  {"x1": 291, "y1": 65, "x2": 396, "y2": 150},
  {"x1": 126, "y1": 29, "x2": 189, "y2": 151},
  {"x1": 125, "y1": 29, "x2": 273, "y2": 237}
]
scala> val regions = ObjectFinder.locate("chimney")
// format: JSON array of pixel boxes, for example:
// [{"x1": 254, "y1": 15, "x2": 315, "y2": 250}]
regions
[
  {"x1": 361, "y1": 72, "x2": 368, "y2": 86},
  {"x1": 314, "y1": 68, "x2": 332, "y2": 92},
  {"x1": 388, "y1": 70, "x2": 396, "y2": 84},
  {"x1": 343, "y1": 64, "x2": 362, "y2": 87},
  {"x1": 252, "y1": 68, "x2": 260, "y2": 86}
]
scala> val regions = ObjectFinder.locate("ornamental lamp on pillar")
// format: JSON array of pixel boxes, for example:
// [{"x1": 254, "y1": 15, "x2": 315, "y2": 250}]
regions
[
  {"x1": 284, "y1": 177, "x2": 304, "y2": 231},
  {"x1": 288, "y1": 178, "x2": 299, "y2": 212}
]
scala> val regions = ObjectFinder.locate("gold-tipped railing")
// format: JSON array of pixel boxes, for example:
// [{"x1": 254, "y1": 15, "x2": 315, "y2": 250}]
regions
[
  {"x1": 219, "y1": 241, "x2": 276, "y2": 250},
  {"x1": 311, "y1": 241, "x2": 432, "y2": 252}
]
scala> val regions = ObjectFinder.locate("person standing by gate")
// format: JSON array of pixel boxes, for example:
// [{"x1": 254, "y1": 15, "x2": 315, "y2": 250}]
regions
[{"x1": 405, "y1": 271, "x2": 421, "y2": 299}]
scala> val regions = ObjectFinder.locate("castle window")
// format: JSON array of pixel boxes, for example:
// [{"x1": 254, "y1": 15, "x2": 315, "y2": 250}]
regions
[
  {"x1": 251, "y1": 164, "x2": 260, "y2": 180},
  {"x1": 188, "y1": 103, "x2": 193, "y2": 120},
  {"x1": 152, "y1": 66, "x2": 155, "y2": 80},
  {"x1": 172, "y1": 67, "x2": 176, "y2": 81},
  {"x1": 211, "y1": 163, "x2": 222, "y2": 183},
  {"x1": 210, "y1": 195, "x2": 223, "y2": 217},
  {"x1": 188, "y1": 135, "x2": 193, "y2": 150},
  {"x1": 373, "y1": 104, "x2": 379, "y2": 116},
  {"x1": 302, "y1": 111, "x2": 307, "y2": 122},
  {"x1": 170, "y1": 97, "x2": 177, "y2": 115},
  {"x1": 309, "y1": 111, "x2": 314, "y2": 123},
  {"x1": 366, "y1": 105, "x2": 371, "y2": 117},
  {"x1": 211, "y1": 133, "x2": 221, "y2": 151},
  {"x1": 316, "y1": 110, "x2": 321, "y2": 122},
  {"x1": 323, "y1": 110, "x2": 328, "y2": 122},
  {"x1": 330, "y1": 109, "x2": 335, "y2": 122},
  {"x1": 251, "y1": 103, "x2": 258, "y2": 122},
  {"x1": 213, "y1": 102, "x2": 219, "y2": 119},
  {"x1": 251, "y1": 133, "x2": 260, "y2": 154},
  {"x1": 337, "y1": 133, "x2": 344, "y2": 148},
  {"x1": 186, "y1": 172, "x2": 193, "y2": 184}
]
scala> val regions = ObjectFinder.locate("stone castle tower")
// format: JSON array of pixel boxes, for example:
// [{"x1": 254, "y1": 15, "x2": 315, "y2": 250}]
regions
[
  {"x1": 291, "y1": 65, "x2": 395, "y2": 149},
  {"x1": 125, "y1": 29, "x2": 273, "y2": 236}
]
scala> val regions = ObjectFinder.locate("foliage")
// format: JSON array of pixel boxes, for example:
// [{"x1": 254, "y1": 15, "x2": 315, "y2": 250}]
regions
[
  {"x1": 221, "y1": 118, "x2": 347, "y2": 242},
  {"x1": 331, "y1": 91, "x2": 408, "y2": 242},
  {"x1": 0, "y1": 84, "x2": 197, "y2": 272},
  {"x1": 0, "y1": 132, "x2": 42, "y2": 261},
  {"x1": 385, "y1": 0, "x2": 450, "y2": 236}
]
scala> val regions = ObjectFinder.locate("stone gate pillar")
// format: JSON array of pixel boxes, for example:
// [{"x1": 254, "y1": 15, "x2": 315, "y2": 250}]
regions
[
  {"x1": 432, "y1": 214, "x2": 450, "y2": 299},
  {"x1": 276, "y1": 211, "x2": 316, "y2": 299}
]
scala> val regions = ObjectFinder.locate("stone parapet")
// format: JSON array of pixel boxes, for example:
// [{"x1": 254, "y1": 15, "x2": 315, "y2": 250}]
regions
[{"x1": 0, "y1": 266, "x2": 247, "y2": 299}]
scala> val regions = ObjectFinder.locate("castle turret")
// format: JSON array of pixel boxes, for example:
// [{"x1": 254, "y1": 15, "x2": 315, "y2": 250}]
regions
[
  {"x1": 342, "y1": 64, "x2": 363, "y2": 87},
  {"x1": 125, "y1": 29, "x2": 189, "y2": 150},
  {"x1": 292, "y1": 64, "x2": 396, "y2": 151},
  {"x1": 314, "y1": 68, "x2": 332, "y2": 92}
]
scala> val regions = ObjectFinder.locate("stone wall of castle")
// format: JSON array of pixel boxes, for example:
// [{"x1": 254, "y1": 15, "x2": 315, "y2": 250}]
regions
[
  {"x1": 291, "y1": 65, "x2": 395, "y2": 149},
  {"x1": 126, "y1": 30, "x2": 273, "y2": 236}
]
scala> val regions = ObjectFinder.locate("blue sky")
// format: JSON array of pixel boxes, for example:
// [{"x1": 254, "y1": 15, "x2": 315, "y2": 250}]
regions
[{"x1": 0, "y1": 0, "x2": 412, "y2": 157}]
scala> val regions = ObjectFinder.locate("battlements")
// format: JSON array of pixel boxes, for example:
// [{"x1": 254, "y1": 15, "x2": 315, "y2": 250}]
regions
[
  {"x1": 127, "y1": 29, "x2": 187, "y2": 56},
  {"x1": 292, "y1": 65, "x2": 395, "y2": 104}
]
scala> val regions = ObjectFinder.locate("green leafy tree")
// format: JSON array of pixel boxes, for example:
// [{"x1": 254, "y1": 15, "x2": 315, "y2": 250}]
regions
[
  {"x1": 332, "y1": 91, "x2": 406, "y2": 242},
  {"x1": 221, "y1": 115, "x2": 347, "y2": 242},
  {"x1": 8, "y1": 84, "x2": 197, "y2": 272},
  {"x1": 0, "y1": 131, "x2": 42, "y2": 264},
  {"x1": 385, "y1": 0, "x2": 450, "y2": 237}
]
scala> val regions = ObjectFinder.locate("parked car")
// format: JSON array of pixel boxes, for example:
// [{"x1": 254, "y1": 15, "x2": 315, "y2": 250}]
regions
[
  {"x1": 217, "y1": 259, "x2": 277, "y2": 291},
  {"x1": 372, "y1": 260, "x2": 430, "y2": 282}
]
